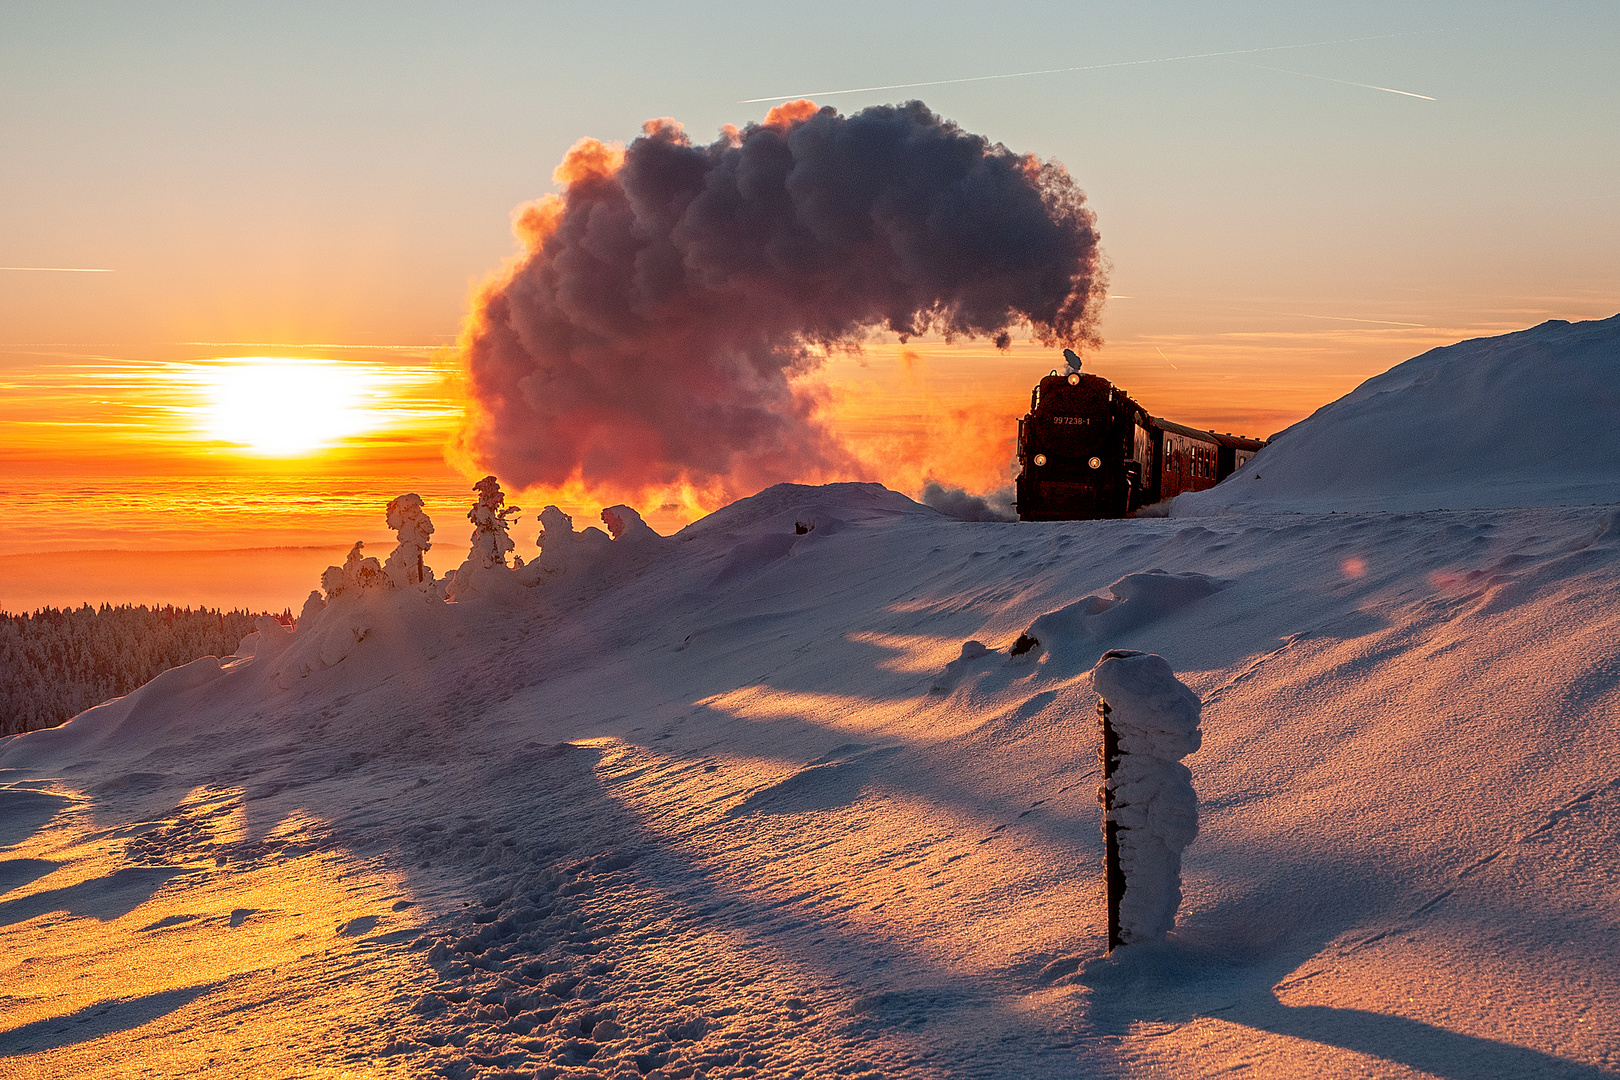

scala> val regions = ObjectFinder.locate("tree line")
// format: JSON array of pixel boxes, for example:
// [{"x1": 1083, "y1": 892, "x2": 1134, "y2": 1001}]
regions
[{"x1": 0, "y1": 604, "x2": 284, "y2": 737}]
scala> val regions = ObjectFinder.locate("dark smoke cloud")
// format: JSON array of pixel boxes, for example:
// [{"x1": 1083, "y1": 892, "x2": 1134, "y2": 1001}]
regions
[
  {"x1": 921, "y1": 481, "x2": 1017, "y2": 522},
  {"x1": 456, "y1": 98, "x2": 1105, "y2": 504}
]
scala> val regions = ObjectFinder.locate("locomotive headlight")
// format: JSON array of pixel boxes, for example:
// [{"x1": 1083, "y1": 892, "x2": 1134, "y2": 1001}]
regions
[
  {"x1": 1088, "y1": 456, "x2": 1102, "y2": 469},
  {"x1": 1032, "y1": 453, "x2": 1048, "y2": 466},
  {"x1": 1067, "y1": 373, "x2": 1080, "y2": 385}
]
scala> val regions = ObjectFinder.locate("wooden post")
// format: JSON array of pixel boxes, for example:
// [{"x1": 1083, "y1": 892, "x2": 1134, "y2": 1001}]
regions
[{"x1": 1097, "y1": 698, "x2": 1125, "y2": 952}]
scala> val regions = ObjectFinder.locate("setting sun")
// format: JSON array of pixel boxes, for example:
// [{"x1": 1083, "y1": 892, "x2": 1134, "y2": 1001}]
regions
[{"x1": 199, "y1": 358, "x2": 376, "y2": 454}]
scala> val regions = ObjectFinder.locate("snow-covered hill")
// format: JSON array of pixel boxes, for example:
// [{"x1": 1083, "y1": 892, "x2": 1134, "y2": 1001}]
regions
[
  {"x1": 3, "y1": 322, "x2": 1620, "y2": 1079},
  {"x1": 1177, "y1": 313, "x2": 1620, "y2": 515}
]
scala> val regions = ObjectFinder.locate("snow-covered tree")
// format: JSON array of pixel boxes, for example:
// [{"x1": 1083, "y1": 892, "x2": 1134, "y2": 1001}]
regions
[
  {"x1": 535, "y1": 505, "x2": 580, "y2": 552},
  {"x1": 319, "y1": 565, "x2": 348, "y2": 600},
  {"x1": 300, "y1": 589, "x2": 327, "y2": 623},
  {"x1": 600, "y1": 504, "x2": 662, "y2": 544},
  {"x1": 384, "y1": 492, "x2": 435, "y2": 588},
  {"x1": 322, "y1": 541, "x2": 385, "y2": 601},
  {"x1": 516, "y1": 503, "x2": 668, "y2": 588},
  {"x1": 467, "y1": 475, "x2": 520, "y2": 569},
  {"x1": 0, "y1": 604, "x2": 274, "y2": 736}
]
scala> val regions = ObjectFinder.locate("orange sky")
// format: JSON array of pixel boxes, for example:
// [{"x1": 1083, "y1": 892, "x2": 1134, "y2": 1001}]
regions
[
  {"x1": 2, "y1": 293, "x2": 1615, "y2": 614},
  {"x1": 0, "y1": 327, "x2": 1394, "y2": 543},
  {"x1": 0, "y1": 307, "x2": 1572, "y2": 544}
]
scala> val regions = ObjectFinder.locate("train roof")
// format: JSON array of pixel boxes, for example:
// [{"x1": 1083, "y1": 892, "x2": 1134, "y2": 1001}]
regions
[
  {"x1": 1152, "y1": 417, "x2": 1268, "y2": 450},
  {"x1": 1027, "y1": 368, "x2": 1267, "y2": 450},
  {"x1": 1033, "y1": 371, "x2": 1146, "y2": 414}
]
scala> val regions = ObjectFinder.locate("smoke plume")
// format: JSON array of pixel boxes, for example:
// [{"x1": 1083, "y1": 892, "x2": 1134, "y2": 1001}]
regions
[
  {"x1": 456, "y1": 99, "x2": 1105, "y2": 509},
  {"x1": 921, "y1": 481, "x2": 1017, "y2": 522}
]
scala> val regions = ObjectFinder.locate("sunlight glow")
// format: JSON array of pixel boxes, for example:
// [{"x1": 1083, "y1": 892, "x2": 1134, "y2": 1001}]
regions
[
  {"x1": 200, "y1": 358, "x2": 376, "y2": 454},
  {"x1": 0, "y1": 782, "x2": 425, "y2": 1076}
]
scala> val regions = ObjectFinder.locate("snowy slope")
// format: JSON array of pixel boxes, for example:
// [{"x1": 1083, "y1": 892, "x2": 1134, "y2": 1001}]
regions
[
  {"x1": 1176, "y1": 313, "x2": 1620, "y2": 515},
  {"x1": 3, "y1": 317, "x2": 1620, "y2": 1078}
]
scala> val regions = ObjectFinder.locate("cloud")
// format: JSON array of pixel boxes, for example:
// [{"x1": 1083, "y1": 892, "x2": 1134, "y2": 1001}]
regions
[{"x1": 455, "y1": 99, "x2": 1105, "y2": 510}]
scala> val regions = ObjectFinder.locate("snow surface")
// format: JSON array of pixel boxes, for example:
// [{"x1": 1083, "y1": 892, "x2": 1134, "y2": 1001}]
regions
[
  {"x1": 1177, "y1": 313, "x2": 1620, "y2": 515},
  {"x1": 3, "y1": 319, "x2": 1620, "y2": 1078}
]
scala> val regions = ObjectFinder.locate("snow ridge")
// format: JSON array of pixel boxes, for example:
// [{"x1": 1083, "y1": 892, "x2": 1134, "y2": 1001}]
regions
[{"x1": 1176, "y1": 313, "x2": 1620, "y2": 514}]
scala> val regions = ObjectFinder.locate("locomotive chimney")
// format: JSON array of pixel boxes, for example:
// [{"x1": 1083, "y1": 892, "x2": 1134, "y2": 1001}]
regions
[{"x1": 1064, "y1": 348, "x2": 1084, "y2": 374}]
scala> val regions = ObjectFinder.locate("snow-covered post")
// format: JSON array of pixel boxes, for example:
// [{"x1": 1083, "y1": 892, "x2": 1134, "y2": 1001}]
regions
[
  {"x1": 1091, "y1": 649, "x2": 1201, "y2": 952},
  {"x1": 1096, "y1": 696, "x2": 1126, "y2": 950}
]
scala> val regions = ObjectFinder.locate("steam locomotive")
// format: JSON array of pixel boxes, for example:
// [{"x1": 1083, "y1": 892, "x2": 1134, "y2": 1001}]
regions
[{"x1": 1015, "y1": 350, "x2": 1267, "y2": 520}]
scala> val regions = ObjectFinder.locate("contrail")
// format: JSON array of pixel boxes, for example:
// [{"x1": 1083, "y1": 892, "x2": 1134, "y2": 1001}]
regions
[
  {"x1": 1232, "y1": 61, "x2": 1435, "y2": 100},
  {"x1": 180, "y1": 341, "x2": 450, "y2": 351},
  {"x1": 1218, "y1": 305, "x2": 1431, "y2": 327},
  {"x1": 0, "y1": 266, "x2": 114, "y2": 273},
  {"x1": 740, "y1": 33, "x2": 1420, "y2": 103},
  {"x1": 1276, "y1": 311, "x2": 1430, "y2": 327}
]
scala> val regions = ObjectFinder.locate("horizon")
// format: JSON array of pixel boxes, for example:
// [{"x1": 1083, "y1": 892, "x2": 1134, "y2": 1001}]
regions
[{"x1": 4, "y1": 2, "x2": 1617, "y2": 610}]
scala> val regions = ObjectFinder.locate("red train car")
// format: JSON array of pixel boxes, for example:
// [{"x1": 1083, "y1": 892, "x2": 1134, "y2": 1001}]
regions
[{"x1": 1015, "y1": 354, "x2": 1267, "y2": 521}]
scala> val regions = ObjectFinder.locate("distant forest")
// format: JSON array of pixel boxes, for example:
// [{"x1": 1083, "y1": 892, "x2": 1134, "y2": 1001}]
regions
[{"x1": 0, "y1": 605, "x2": 284, "y2": 738}]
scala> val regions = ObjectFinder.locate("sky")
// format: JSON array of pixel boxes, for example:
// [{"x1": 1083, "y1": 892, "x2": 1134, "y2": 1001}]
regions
[{"x1": 2, "y1": 0, "x2": 1618, "y2": 607}]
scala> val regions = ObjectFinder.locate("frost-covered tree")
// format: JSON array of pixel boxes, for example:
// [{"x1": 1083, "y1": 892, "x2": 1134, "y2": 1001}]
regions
[
  {"x1": 350, "y1": 541, "x2": 386, "y2": 589},
  {"x1": 0, "y1": 604, "x2": 277, "y2": 736},
  {"x1": 600, "y1": 504, "x2": 662, "y2": 544},
  {"x1": 536, "y1": 505, "x2": 582, "y2": 552},
  {"x1": 300, "y1": 589, "x2": 327, "y2": 623},
  {"x1": 515, "y1": 503, "x2": 668, "y2": 589},
  {"x1": 467, "y1": 475, "x2": 521, "y2": 569},
  {"x1": 322, "y1": 541, "x2": 385, "y2": 601},
  {"x1": 384, "y1": 492, "x2": 435, "y2": 588},
  {"x1": 319, "y1": 564, "x2": 348, "y2": 600}
]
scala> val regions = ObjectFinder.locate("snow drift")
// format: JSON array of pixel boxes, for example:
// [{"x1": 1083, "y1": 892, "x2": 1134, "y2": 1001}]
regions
[
  {"x1": 1022, "y1": 570, "x2": 1227, "y2": 657},
  {"x1": 1176, "y1": 313, "x2": 1620, "y2": 514}
]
